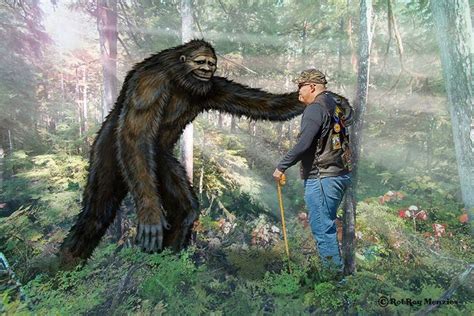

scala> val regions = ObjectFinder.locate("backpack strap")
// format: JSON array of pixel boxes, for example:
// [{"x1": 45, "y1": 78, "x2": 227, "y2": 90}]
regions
[{"x1": 328, "y1": 92, "x2": 354, "y2": 127}]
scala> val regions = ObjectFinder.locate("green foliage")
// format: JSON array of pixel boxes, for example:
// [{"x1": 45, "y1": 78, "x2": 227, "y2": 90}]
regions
[
  {"x1": 262, "y1": 269, "x2": 301, "y2": 296},
  {"x1": 1, "y1": 1, "x2": 471, "y2": 314},
  {"x1": 1, "y1": 152, "x2": 86, "y2": 203},
  {"x1": 140, "y1": 250, "x2": 197, "y2": 302},
  {"x1": 1, "y1": 291, "x2": 30, "y2": 315},
  {"x1": 227, "y1": 248, "x2": 279, "y2": 280},
  {"x1": 304, "y1": 282, "x2": 343, "y2": 311},
  {"x1": 221, "y1": 284, "x2": 263, "y2": 315},
  {"x1": 0, "y1": 152, "x2": 87, "y2": 282},
  {"x1": 25, "y1": 269, "x2": 106, "y2": 314}
]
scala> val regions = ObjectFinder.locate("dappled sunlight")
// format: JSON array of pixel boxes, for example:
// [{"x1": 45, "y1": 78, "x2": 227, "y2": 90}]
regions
[{"x1": 1, "y1": 0, "x2": 472, "y2": 314}]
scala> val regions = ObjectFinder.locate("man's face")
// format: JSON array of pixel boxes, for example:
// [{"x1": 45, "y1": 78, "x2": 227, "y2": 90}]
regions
[{"x1": 298, "y1": 82, "x2": 314, "y2": 105}]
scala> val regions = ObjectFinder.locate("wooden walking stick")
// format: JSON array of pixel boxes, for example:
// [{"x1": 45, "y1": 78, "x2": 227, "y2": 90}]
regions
[{"x1": 276, "y1": 174, "x2": 291, "y2": 273}]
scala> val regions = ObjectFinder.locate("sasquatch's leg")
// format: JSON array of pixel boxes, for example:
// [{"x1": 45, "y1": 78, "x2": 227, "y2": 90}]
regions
[
  {"x1": 157, "y1": 152, "x2": 199, "y2": 250},
  {"x1": 59, "y1": 114, "x2": 127, "y2": 266}
]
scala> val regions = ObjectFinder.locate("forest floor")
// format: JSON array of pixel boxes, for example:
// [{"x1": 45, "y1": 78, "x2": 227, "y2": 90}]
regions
[{"x1": 1, "y1": 115, "x2": 473, "y2": 315}]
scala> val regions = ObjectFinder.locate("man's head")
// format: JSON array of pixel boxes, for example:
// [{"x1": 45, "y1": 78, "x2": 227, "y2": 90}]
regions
[{"x1": 293, "y1": 69, "x2": 327, "y2": 105}]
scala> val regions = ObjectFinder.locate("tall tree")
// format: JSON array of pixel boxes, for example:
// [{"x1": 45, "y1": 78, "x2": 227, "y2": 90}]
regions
[
  {"x1": 180, "y1": 0, "x2": 194, "y2": 183},
  {"x1": 430, "y1": 0, "x2": 474, "y2": 215},
  {"x1": 97, "y1": 0, "x2": 118, "y2": 119},
  {"x1": 96, "y1": 0, "x2": 121, "y2": 239},
  {"x1": 0, "y1": 0, "x2": 50, "y2": 154},
  {"x1": 82, "y1": 66, "x2": 89, "y2": 136},
  {"x1": 343, "y1": 0, "x2": 373, "y2": 276}
]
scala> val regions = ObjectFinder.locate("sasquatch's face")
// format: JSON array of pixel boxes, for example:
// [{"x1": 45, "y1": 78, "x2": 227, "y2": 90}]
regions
[{"x1": 181, "y1": 49, "x2": 217, "y2": 81}]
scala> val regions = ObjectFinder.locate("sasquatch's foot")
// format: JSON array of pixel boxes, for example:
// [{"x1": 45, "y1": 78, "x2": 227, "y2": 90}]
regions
[
  {"x1": 135, "y1": 213, "x2": 171, "y2": 253},
  {"x1": 57, "y1": 248, "x2": 85, "y2": 271},
  {"x1": 177, "y1": 209, "x2": 198, "y2": 249}
]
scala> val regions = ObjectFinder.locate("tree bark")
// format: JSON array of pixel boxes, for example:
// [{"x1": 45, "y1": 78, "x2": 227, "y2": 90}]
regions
[
  {"x1": 0, "y1": 145, "x2": 3, "y2": 193},
  {"x1": 430, "y1": 0, "x2": 474, "y2": 214},
  {"x1": 347, "y1": 0, "x2": 358, "y2": 73},
  {"x1": 7, "y1": 129, "x2": 13, "y2": 154},
  {"x1": 343, "y1": 0, "x2": 373, "y2": 276},
  {"x1": 180, "y1": 0, "x2": 194, "y2": 184},
  {"x1": 82, "y1": 66, "x2": 88, "y2": 136},
  {"x1": 218, "y1": 113, "x2": 223, "y2": 129},
  {"x1": 97, "y1": 0, "x2": 118, "y2": 120},
  {"x1": 286, "y1": 120, "x2": 294, "y2": 147},
  {"x1": 230, "y1": 116, "x2": 237, "y2": 132},
  {"x1": 97, "y1": 0, "x2": 121, "y2": 239},
  {"x1": 337, "y1": 15, "x2": 344, "y2": 87}
]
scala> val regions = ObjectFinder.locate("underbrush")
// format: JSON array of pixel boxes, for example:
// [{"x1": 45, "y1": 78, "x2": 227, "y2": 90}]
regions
[{"x1": 1, "y1": 126, "x2": 472, "y2": 314}]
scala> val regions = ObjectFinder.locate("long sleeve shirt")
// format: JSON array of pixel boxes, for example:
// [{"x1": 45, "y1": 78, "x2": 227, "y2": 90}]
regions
[
  {"x1": 277, "y1": 98, "x2": 326, "y2": 172},
  {"x1": 276, "y1": 91, "x2": 350, "y2": 179}
]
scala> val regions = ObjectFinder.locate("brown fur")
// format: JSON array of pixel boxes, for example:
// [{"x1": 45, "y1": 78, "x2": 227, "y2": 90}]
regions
[{"x1": 58, "y1": 40, "x2": 305, "y2": 267}]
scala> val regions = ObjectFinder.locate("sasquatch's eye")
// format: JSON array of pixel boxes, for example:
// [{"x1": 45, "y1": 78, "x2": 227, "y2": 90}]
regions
[
  {"x1": 196, "y1": 60, "x2": 205, "y2": 65},
  {"x1": 208, "y1": 62, "x2": 215, "y2": 67}
]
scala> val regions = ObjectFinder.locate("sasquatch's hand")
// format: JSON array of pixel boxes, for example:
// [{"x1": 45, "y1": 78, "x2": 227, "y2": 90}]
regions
[{"x1": 135, "y1": 207, "x2": 171, "y2": 252}]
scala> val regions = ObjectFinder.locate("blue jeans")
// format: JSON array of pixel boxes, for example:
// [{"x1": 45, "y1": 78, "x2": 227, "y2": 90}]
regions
[{"x1": 304, "y1": 173, "x2": 351, "y2": 269}]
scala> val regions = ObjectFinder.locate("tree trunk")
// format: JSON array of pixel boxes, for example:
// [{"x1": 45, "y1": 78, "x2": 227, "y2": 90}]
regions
[
  {"x1": 347, "y1": 0, "x2": 358, "y2": 73},
  {"x1": 218, "y1": 113, "x2": 223, "y2": 129},
  {"x1": 60, "y1": 71, "x2": 65, "y2": 102},
  {"x1": 82, "y1": 66, "x2": 88, "y2": 136},
  {"x1": 0, "y1": 145, "x2": 3, "y2": 193},
  {"x1": 97, "y1": 0, "x2": 118, "y2": 121},
  {"x1": 97, "y1": 0, "x2": 121, "y2": 239},
  {"x1": 287, "y1": 120, "x2": 294, "y2": 147},
  {"x1": 430, "y1": 0, "x2": 474, "y2": 214},
  {"x1": 180, "y1": 0, "x2": 194, "y2": 184},
  {"x1": 230, "y1": 116, "x2": 237, "y2": 132},
  {"x1": 337, "y1": 13, "x2": 345, "y2": 87},
  {"x1": 277, "y1": 122, "x2": 284, "y2": 151},
  {"x1": 302, "y1": 19, "x2": 308, "y2": 55},
  {"x1": 82, "y1": 66, "x2": 89, "y2": 152},
  {"x1": 7, "y1": 129, "x2": 13, "y2": 154},
  {"x1": 75, "y1": 67, "x2": 82, "y2": 140},
  {"x1": 343, "y1": 0, "x2": 373, "y2": 276}
]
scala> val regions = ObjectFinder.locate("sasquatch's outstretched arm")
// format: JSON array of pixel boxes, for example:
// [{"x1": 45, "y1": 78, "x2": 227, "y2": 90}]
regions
[
  {"x1": 203, "y1": 76, "x2": 305, "y2": 120},
  {"x1": 117, "y1": 71, "x2": 171, "y2": 253}
]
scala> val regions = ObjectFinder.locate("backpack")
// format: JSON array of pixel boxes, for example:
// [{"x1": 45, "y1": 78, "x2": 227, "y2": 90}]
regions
[{"x1": 316, "y1": 92, "x2": 354, "y2": 172}]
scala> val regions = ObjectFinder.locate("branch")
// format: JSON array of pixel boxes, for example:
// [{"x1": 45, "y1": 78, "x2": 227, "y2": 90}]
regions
[
  {"x1": 117, "y1": 35, "x2": 132, "y2": 60},
  {"x1": 216, "y1": 198, "x2": 236, "y2": 222},
  {"x1": 386, "y1": 0, "x2": 423, "y2": 77},
  {"x1": 190, "y1": 6, "x2": 256, "y2": 75},
  {"x1": 416, "y1": 264, "x2": 474, "y2": 316},
  {"x1": 217, "y1": 53, "x2": 257, "y2": 75},
  {"x1": 109, "y1": 264, "x2": 143, "y2": 312},
  {"x1": 383, "y1": 0, "x2": 393, "y2": 70},
  {"x1": 389, "y1": 0, "x2": 404, "y2": 69},
  {"x1": 217, "y1": 0, "x2": 229, "y2": 15},
  {"x1": 192, "y1": 9, "x2": 205, "y2": 38},
  {"x1": 117, "y1": 0, "x2": 143, "y2": 49}
]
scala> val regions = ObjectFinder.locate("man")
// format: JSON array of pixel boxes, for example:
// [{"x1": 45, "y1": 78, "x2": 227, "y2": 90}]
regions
[{"x1": 273, "y1": 69, "x2": 353, "y2": 272}]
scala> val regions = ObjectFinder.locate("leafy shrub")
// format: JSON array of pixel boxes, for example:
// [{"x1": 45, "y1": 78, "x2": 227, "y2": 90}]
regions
[
  {"x1": 262, "y1": 269, "x2": 301, "y2": 296},
  {"x1": 140, "y1": 250, "x2": 198, "y2": 302},
  {"x1": 304, "y1": 282, "x2": 343, "y2": 312}
]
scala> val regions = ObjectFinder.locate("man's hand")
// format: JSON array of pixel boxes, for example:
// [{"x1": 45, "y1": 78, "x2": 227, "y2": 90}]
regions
[{"x1": 273, "y1": 168, "x2": 284, "y2": 182}]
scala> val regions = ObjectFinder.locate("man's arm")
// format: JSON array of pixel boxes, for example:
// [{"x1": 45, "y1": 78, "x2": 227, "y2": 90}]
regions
[{"x1": 276, "y1": 106, "x2": 325, "y2": 172}]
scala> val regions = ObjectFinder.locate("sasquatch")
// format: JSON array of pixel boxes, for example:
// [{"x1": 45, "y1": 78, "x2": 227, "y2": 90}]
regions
[{"x1": 58, "y1": 39, "x2": 304, "y2": 266}]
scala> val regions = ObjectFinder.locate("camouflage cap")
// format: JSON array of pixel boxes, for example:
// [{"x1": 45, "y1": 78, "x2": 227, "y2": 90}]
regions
[{"x1": 293, "y1": 69, "x2": 327, "y2": 85}]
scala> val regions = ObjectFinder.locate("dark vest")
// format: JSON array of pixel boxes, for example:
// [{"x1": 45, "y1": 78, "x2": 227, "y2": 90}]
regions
[{"x1": 301, "y1": 91, "x2": 352, "y2": 179}]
